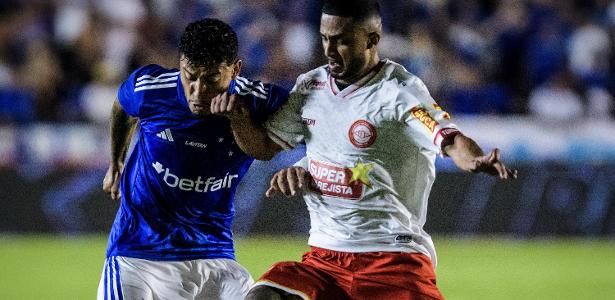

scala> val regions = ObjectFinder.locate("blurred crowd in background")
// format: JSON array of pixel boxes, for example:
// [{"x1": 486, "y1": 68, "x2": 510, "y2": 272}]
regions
[
  {"x1": 1, "y1": 0, "x2": 614, "y2": 236},
  {"x1": 1, "y1": 0, "x2": 615, "y2": 126}
]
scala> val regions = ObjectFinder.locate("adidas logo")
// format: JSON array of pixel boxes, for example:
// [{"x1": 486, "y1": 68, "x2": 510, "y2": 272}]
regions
[{"x1": 156, "y1": 128, "x2": 174, "y2": 142}]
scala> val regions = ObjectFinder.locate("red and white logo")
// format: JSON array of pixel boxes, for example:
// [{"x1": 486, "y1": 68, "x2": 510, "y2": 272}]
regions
[
  {"x1": 303, "y1": 79, "x2": 326, "y2": 90},
  {"x1": 302, "y1": 118, "x2": 316, "y2": 126},
  {"x1": 308, "y1": 160, "x2": 363, "y2": 200},
  {"x1": 348, "y1": 120, "x2": 377, "y2": 148},
  {"x1": 410, "y1": 107, "x2": 439, "y2": 133}
]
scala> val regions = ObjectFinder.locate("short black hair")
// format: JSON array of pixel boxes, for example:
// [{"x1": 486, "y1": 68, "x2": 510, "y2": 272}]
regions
[
  {"x1": 0, "y1": 0, "x2": 22, "y2": 20},
  {"x1": 179, "y1": 18, "x2": 238, "y2": 67},
  {"x1": 322, "y1": 0, "x2": 380, "y2": 21}
]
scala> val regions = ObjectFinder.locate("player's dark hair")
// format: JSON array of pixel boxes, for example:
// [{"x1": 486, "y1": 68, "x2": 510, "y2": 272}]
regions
[
  {"x1": 179, "y1": 18, "x2": 238, "y2": 67},
  {"x1": 0, "y1": 0, "x2": 22, "y2": 19},
  {"x1": 321, "y1": 0, "x2": 381, "y2": 21}
]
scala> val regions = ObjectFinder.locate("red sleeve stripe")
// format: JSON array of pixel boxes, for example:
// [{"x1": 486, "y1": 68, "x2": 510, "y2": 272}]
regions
[{"x1": 434, "y1": 127, "x2": 460, "y2": 148}]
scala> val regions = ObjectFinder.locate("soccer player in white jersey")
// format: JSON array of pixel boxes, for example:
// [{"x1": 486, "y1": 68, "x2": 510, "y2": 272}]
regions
[
  {"x1": 213, "y1": 0, "x2": 516, "y2": 299},
  {"x1": 99, "y1": 19, "x2": 288, "y2": 300}
]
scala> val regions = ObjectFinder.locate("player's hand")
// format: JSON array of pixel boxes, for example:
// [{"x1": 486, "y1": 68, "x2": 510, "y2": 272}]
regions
[
  {"x1": 103, "y1": 162, "x2": 124, "y2": 201},
  {"x1": 210, "y1": 92, "x2": 249, "y2": 122},
  {"x1": 472, "y1": 148, "x2": 517, "y2": 180},
  {"x1": 265, "y1": 167, "x2": 320, "y2": 198}
]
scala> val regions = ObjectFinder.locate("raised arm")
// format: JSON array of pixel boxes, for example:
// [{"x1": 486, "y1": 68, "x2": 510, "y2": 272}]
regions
[
  {"x1": 102, "y1": 99, "x2": 137, "y2": 200},
  {"x1": 210, "y1": 92, "x2": 282, "y2": 160},
  {"x1": 443, "y1": 133, "x2": 517, "y2": 180}
]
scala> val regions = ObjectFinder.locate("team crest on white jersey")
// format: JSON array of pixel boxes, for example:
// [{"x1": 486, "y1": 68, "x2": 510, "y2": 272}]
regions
[{"x1": 348, "y1": 120, "x2": 377, "y2": 148}]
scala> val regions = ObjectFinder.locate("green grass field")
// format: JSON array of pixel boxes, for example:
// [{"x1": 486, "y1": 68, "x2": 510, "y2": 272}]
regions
[{"x1": 1, "y1": 235, "x2": 614, "y2": 300}]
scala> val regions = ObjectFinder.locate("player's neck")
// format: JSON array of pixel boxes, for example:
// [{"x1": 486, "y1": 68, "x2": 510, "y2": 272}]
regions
[{"x1": 335, "y1": 54, "x2": 380, "y2": 89}]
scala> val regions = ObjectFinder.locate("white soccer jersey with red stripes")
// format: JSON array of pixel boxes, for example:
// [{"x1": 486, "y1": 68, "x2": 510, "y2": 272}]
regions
[{"x1": 266, "y1": 60, "x2": 460, "y2": 266}]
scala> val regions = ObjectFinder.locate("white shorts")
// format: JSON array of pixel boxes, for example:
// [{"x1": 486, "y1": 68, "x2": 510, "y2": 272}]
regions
[{"x1": 97, "y1": 256, "x2": 254, "y2": 300}]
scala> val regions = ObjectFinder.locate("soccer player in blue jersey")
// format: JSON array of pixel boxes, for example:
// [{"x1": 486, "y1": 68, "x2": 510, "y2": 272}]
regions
[{"x1": 98, "y1": 18, "x2": 288, "y2": 300}]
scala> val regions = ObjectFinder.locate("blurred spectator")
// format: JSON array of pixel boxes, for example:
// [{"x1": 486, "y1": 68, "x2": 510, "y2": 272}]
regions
[
  {"x1": 488, "y1": 0, "x2": 530, "y2": 112},
  {"x1": 568, "y1": 12, "x2": 611, "y2": 87},
  {"x1": 528, "y1": 70, "x2": 584, "y2": 121},
  {"x1": 444, "y1": 59, "x2": 512, "y2": 115},
  {"x1": 0, "y1": 1, "x2": 34, "y2": 124},
  {"x1": 0, "y1": 0, "x2": 614, "y2": 123},
  {"x1": 586, "y1": 86, "x2": 614, "y2": 118},
  {"x1": 525, "y1": 10, "x2": 568, "y2": 88}
]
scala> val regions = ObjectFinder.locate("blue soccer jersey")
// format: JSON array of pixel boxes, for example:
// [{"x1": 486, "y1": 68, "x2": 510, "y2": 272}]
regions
[{"x1": 106, "y1": 64, "x2": 288, "y2": 261}]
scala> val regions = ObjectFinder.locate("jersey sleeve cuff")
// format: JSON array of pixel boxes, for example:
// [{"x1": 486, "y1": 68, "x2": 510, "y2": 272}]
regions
[{"x1": 435, "y1": 128, "x2": 461, "y2": 155}]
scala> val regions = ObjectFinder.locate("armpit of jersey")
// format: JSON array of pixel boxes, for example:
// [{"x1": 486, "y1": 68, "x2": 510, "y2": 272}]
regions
[
  {"x1": 264, "y1": 73, "x2": 315, "y2": 149},
  {"x1": 266, "y1": 92, "x2": 306, "y2": 149},
  {"x1": 230, "y1": 76, "x2": 290, "y2": 124}
]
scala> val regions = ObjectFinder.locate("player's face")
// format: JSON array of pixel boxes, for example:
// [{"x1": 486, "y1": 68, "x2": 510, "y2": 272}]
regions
[
  {"x1": 180, "y1": 55, "x2": 241, "y2": 116},
  {"x1": 320, "y1": 14, "x2": 371, "y2": 84}
]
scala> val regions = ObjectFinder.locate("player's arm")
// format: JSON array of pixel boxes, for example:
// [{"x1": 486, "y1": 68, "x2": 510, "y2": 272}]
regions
[
  {"x1": 210, "y1": 92, "x2": 282, "y2": 160},
  {"x1": 103, "y1": 64, "x2": 159, "y2": 199},
  {"x1": 102, "y1": 99, "x2": 137, "y2": 200},
  {"x1": 212, "y1": 76, "x2": 306, "y2": 160},
  {"x1": 443, "y1": 133, "x2": 517, "y2": 180},
  {"x1": 397, "y1": 76, "x2": 516, "y2": 180}
]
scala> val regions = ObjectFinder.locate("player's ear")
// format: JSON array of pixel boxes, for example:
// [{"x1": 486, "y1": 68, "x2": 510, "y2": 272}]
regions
[
  {"x1": 231, "y1": 59, "x2": 242, "y2": 78},
  {"x1": 367, "y1": 32, "x2": 380, "y2": 49}
]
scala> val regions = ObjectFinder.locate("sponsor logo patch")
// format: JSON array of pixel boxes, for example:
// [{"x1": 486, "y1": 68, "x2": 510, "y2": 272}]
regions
[
  {"x1": 410, "y1": 107, "x2": 439, "y2": 133},
  {"x1": 152, "y1": 161, "x2": 238, "y2": 193},
  {"x1": 349, "y1": 159, "x2": 373, "y2": 188},
  {"x1": 433, "y1": 103, "x2": 451, "y2": 120},
  {"x1": 348, "y1": 120, "x2": 377, "y2": 148},
  {"x1": 302, "y1": 118, "x2": 316, "y2": 126},
  {"x1": 395, "y1": 235, "x2": 413, "y2": 244},
  {"x1": 308, "y1": 160, "x2": 364, "y2": 200},
  {"x1": 185, "y1": 140, "x2": 208, "y2": 149},
  {"x1": 303, "y1": 79, "x2": 326, "y2": 90}
]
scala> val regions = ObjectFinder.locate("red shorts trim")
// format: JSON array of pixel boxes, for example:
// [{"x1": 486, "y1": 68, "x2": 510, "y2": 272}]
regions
[{"x1": 256, "y1": 247, "x2": 444, "y2": 300}]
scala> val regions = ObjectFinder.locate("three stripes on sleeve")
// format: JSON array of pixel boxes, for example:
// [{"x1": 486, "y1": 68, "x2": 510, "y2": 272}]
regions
[{"x1": 132, "y1": 70, "x2": 268, "y2": 101}]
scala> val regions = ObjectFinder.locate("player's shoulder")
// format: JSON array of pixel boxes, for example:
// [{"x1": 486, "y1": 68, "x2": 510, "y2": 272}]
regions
[
  {"x1": 380, "y1": 59, "x2": 427, "y2": 91},
  {"x1": 117, "y1": 64, "x2": 181, "y2": 117},
  {"x1": 377, "y1": 60, "x2": 434, "y2": 109},
  {"x1": 301, "y1": 64, "x2": 328, "y2": 79},
  {"x1": 130, "y1": 64, "x2": 180, "y2": 79},
  {"x1": 125, "y1": 64, "x2": 180, "y2": 96},
  {"x1": 293, "y1": 65, "x2": 329, "y2": 93}
]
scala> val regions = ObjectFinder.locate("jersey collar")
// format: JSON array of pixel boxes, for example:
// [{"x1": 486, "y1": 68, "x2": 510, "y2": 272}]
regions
[{"x1": 328, "y1": 60, "x2": 386, "y2": 98}]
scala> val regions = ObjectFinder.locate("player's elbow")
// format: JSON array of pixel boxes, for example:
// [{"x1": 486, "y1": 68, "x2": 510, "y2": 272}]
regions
[
  {"x1": 251, "y1": 141, "x2": 282, "y2": 161},
  {"x1": 252, "y1": 150, "x2": 276, "y2": 161}
]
